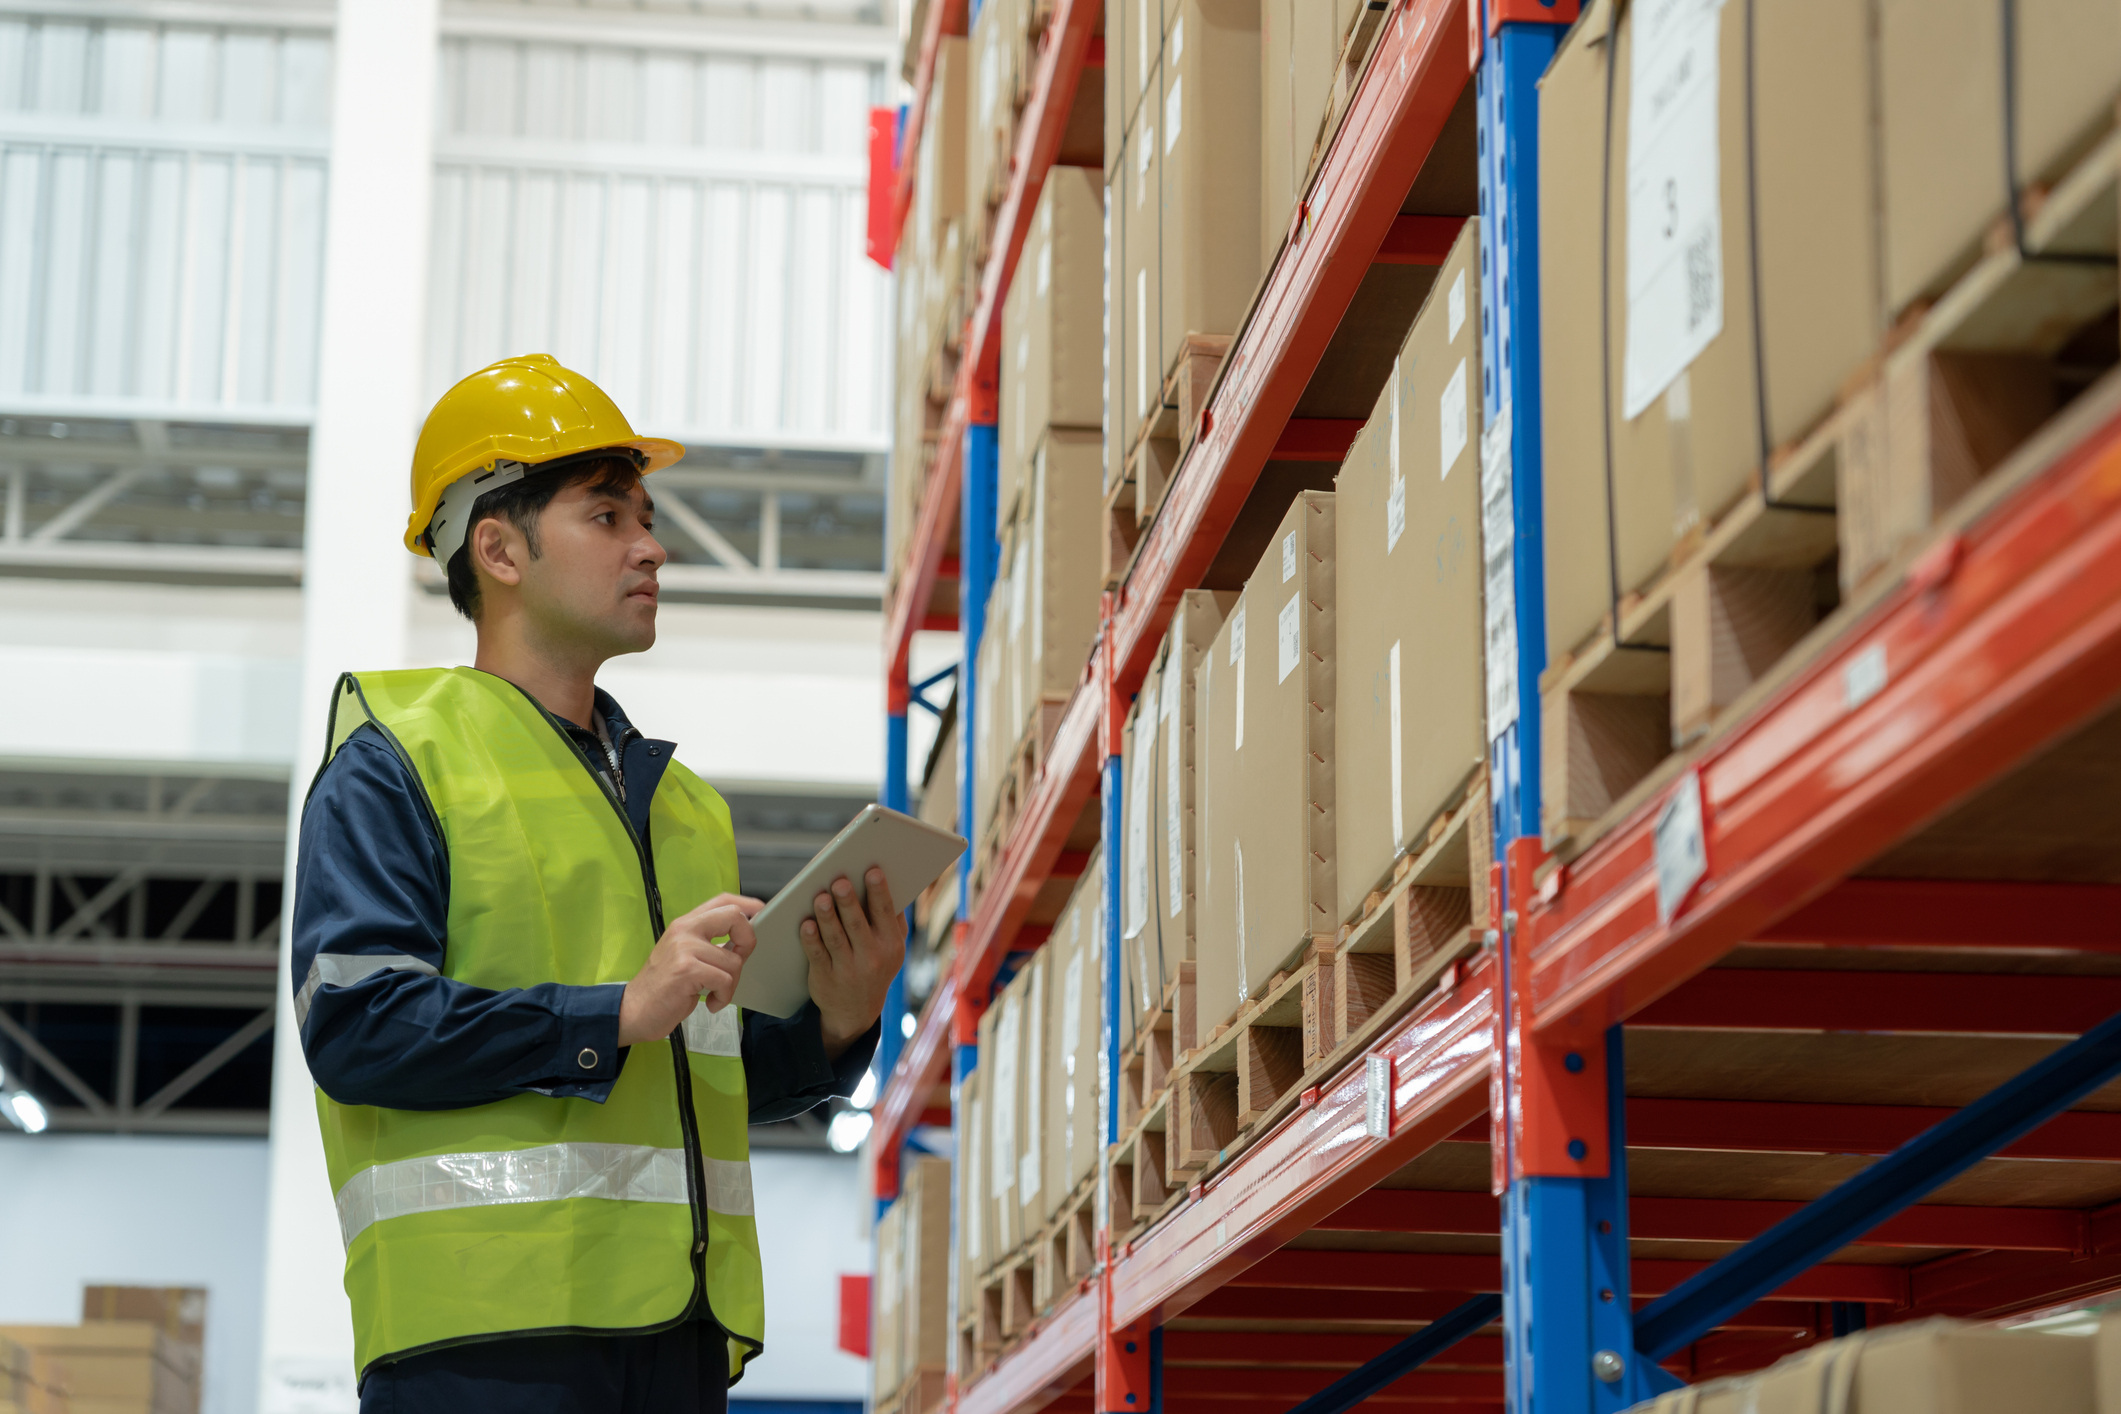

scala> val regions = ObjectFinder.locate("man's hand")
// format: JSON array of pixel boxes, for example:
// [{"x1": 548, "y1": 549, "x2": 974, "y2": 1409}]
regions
[
  {"x1": 618, "y1": 892, "x2": 763, "y2": 1047},
  {"x1": 800, "y1": 868, "x2": 905, "y2": 1060}
]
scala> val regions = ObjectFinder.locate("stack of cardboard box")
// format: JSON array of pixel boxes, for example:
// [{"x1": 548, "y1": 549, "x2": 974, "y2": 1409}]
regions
[
  {"x1": 0, "y1": 1335, "x2": 68, "y2": 1414},
  {"x1": 871, "y1": 1157, "x2": 951, "y2": 1414},
  {"x1": 2, "y1": 1286, "x2": 205, "y2": 1414}
]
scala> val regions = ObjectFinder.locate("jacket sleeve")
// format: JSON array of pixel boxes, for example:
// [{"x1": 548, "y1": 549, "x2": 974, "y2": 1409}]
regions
[
  {"x1": 293, "y1": 726, "x2": 630, "y2": 1110},
  {"x1": 742, "y1": 1004, "x2": 879, "y2": 1124}
]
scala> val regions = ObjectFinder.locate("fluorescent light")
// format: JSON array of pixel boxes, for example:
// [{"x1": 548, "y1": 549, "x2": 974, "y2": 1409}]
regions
[
  {"x1": 826, "y1": 1109, "x2": 873, "y2": 1154},
  {"x1": 900, "y1": 1013, "x2": 917, "y2": 1039},
  {"x1": 850, "y1": 1068, "x2": 878, "y2": 1110},
  {"x1": 5, "y1": 1091, "x2": 48, "y2": 1135}
]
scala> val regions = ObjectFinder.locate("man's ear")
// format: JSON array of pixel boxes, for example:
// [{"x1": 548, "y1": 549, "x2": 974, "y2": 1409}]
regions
[{"x1": 469, "y1": 517, "x2": 526, "y2": 591}]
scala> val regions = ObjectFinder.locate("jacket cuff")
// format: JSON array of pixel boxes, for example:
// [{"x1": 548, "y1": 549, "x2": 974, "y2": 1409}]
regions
[
  {"x1": 536, "y1": 983, "x2": 627, "y2": 1101},
  {"x1": 828, "y1": 1015, "x2": 881, "y2": 1097}
]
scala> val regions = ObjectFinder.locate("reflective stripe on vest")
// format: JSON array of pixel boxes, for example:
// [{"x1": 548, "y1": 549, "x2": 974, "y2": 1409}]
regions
[
  {"x1": 683, "y1": 1000, "x2": 742, "y2": 1058},
  {"x1": 335, "y1": 1141, "x2": 756, "y2": 1248}
]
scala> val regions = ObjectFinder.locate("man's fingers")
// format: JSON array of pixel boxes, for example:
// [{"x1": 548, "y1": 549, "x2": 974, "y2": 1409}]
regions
[
  {"x1": 863, "y1": 868, "x2": 900, "y2": 936},
  {"x1": 797, "y1": 918, "x2": 831, "y2": 970},
  {"x1": 830, "y1": 877, "x2": 873, "y2": 950},
  {"x1": 812, "y1": 890, "x2": 854, "y2": 959},
  {"x1": 721, "y1": 915, "x2": 758, "y2": 960}
]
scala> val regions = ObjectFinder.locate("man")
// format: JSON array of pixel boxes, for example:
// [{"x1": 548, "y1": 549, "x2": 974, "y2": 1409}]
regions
[{"x1": 293, "y1": 353, "x2": 903, "y2": 1413}]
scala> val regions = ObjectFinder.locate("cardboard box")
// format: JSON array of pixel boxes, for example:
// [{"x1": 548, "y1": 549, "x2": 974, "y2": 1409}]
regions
[
  {"x1": 1879, "y1": 0, "x2": 2120, "y2": 317},
  {"x1": 914, "y1": 36, "x2": 970, "y2": 256},
  {"x1": 1122, "y1": 78, "x2": 1163, "y2": 449},
  {"x1": 1001, "y1": 168, "x2": 1106, "y2": 520},
  {"x1": 1195, "y1": 492, "x2": 1336, "y2": 1035},
  {"x1": 967, "y1": 0, "x2": 1013, "y2": 229},
  {"x1": 1105, "y1": 0, "x2": 1130, "y2": 180},
  {"x1": 1258, "y1": 0, "x2": 1339, "y2": 270},
  {"x1": 1157, "y1": 0, "x2": 1263, "y2": 385},
  {"x1": 1333, "y1": 220, "x2": 1486, "y2": 923},
  {"x1": 1014, "y1": 947, "x2": 1052, "y2": 1236},
  {"x1": 971, "y1": 576, "x2": 1012, "y2": 850},
  {"x1": 1106, "y1": 162, "x2": 1130, "y2": 498},
  {"x1": 1043, "y1": 856, "x2": 1105, "y2": 1206},
  {"x1": 957, "y1": 1050, "x2": 989, "y2": 1300},
  {"x1": 1005, "y1": 430, "x2": 1104, "y2": 749},
  {"x1": 1121, "y1": 589, "x2": 1235, "y2": 1017},
  {"x1": 899, "y1": 1155, "x2": 952, "y2": 1385},
  {"x1": 1538, "y1": 0, "x2": 1882, "y2": 663},
  {"x1": 1119, "y1": 0, "x2": 1159, "y2": 138},
  {"x1": 871, "y1": 1199, "x2": 905, "y2": 1402},
  {"x1": 981, "y1": 971, "x2": 1025, "y2": 1256},
  {"x1": 1629, "y1": 1317, "x2": 2092, "y2": 1414},
  {"x1": 0, "y1": 1323, "x2": 197, "y2": 1414}
]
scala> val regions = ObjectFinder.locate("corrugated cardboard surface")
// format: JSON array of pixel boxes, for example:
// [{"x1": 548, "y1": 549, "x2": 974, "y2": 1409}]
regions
[
  {"x1": 1158, "y1": 0, "x2": 1263, "y2": 380},
  {"x1": 1105, "y1": 0, "x2": 1129, "y2": 179},
  {"x1": 1631, "y1": 1318, "x2": 2093, "y2": 1414},
  {"x1": 1044, "y1": 856, "x2": 1104, "y2": 1203},
  {"x1": 972, "y1": 579, "x2": 1010, "y2": 846},
  {"x1": 1009, "y1": 429, "x2": 1104, "y2": 735},
  {"x1": 1880, "y1": 0, "x2": 2120, "y2": 315},
  {"x1": 1258, "y1": 0, "x2": 1339, "y2": 271},
  {"x1": 901, "y1": 1155, "x2": 952, "y2": 1377},
  {"x1": 1334, "y1": 221, "x2": 1486, "y2": 924},
  {"x1": 1002, "y1": 169, "x2": 1105, "y2": 519},
  {"x1": 982, "y1": 977, "x2": 1023, "y2": 1256},
  {"x1": 957, "y1": 1042, "x2": 990, "y2": 1296},
  {"x1": 1014, "y1": 948, "x2": 1051, "y2": 1235},
  {"x1": 1196, "y1": 493, "x2": 1335, "y2": 1034},
  {"x1": 1119, "y1": 684, "x2": 1156, "y2": 1051},
  {"x1": 1122, "y1": 80, "x2": 1163, "y2": 446},
  {"x1": 871, "y1": 1200, "x2": 905, "y2": 1399},
  {"x1": 0, "y1": 1324, "x2": 196, "y2": 1414},
  {"x1": 1538, "y1": 0, "x2": 1879, "y2": 663},
  {"x1": 913, "y1": 36, "x2": 968, "y2": 253}
]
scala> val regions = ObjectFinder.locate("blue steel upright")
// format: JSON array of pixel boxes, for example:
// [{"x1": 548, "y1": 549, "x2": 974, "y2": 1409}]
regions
[
  {"x1": 958, "y1": 421, "x2": 1002, "y2": 920},
  {"x1": 1475, "y1": 6, "x2": 1672, "y2": 1410}
]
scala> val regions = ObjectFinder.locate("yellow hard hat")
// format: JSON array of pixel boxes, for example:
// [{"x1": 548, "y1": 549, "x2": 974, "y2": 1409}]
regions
[{"x1": 404, "y1": 353, "x2": 684, "y2": 557}]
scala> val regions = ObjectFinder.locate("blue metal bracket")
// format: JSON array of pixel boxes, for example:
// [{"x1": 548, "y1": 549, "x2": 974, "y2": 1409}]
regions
[
  {"x1": 958, "y1": 421, "x2": 1001, "y2": 922},
  {"x1": 1285, "y1": 1294, "x2": 1503, "y2": 1414},
  {"x1": 1635, "y1": 1003, "x2": 2121, "y2": 1361},
  {"x1": 910, "y1": 662, "x2": 958, "y2": 718},
  {"x1": 1103, "y1": 746, "x2": 1125, "y2": 1147}
]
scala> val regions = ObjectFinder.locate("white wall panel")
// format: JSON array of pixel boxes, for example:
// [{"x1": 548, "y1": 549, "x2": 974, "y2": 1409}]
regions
[
  {"x1": 425, "y1": 35, "x2": 890, "y2": 451},
  {"x1": 0, "y1": 17, "x2": 331, "y2": 420}
]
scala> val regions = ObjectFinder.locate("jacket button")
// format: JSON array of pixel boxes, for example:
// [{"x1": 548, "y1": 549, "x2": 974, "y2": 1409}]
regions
[
  {"x1": 648, "y1": 745, "x2": 660, "y2": 756},
  {"x1": 577, "y1": 1048, "x2": 599, "y2": 1070}
]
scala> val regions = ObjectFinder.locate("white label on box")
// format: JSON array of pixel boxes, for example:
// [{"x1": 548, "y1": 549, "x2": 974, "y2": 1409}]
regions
[
  {"x1": 1138, "y1": 0, "x2": 1151, "y2": 94},
  {"x1": 1480, "y1": 404, "x2": 1519, "y2": 735},
  {"x1": 1843, "y1": 643, "x2": 1888, "y2": 711},
  {"x1": 964, "y1": 1097, "x2": 983, "y2": 1259},
  {"x1": 1037, "y1": 239, "x2": 1051, "y2": 296},
  {"x1": 1440, "y1": 358, "x2": 1469, "y2": 479},
  {"x1": 1281, "y1": 529, "x2": 1297, "y2": 582},
  {"x1": 1165, "y1": 76, "x2": 1182, "y2": 153},
  {"x1": 991, "y1": 993, "x2": 1020, "y2": 1197},
  {"x1": 1009, "y1": 537, "x2": 1028, "y2": 635},
  {"x1": 1063, "y1": 949, "x2": 1084, "y2": 1061},
  {"x1": 1622, "y1": 0, "x2": 1726, "y2": 418},
  {"x1": 1386, "y1": 477, "x2": 1407, "y2": 554},
  {"x1": 1448, "y1": 269, "x2": 1467, "y2": 342},
  {"x1": 1125, "y1": 720, "x2": 1154, "y2": 939},
  {"x1": 1278, "y1": 592, "x2": 1301, "y2": 683},
  {"x1": 1364, "y1": 1055, "x2": 1392, "y2": 1139},
  {"x1": 1165, "y1": 708, "x2": 1183, "y2": 919},
  {"x1": 1032, "y1": 452, "x2": 1047, "y2": 661},
  {"x1": 1233, "y1": 839, "x2": 1248, "y2": 1002},
  {"x1": 1161, "y1": 650, "x2": 1179, "y2": 721},
  {"x1": 1018, "y1": 331, "x2": 1029, "y2": 370},
  {"x1": 1389, "y1": 640, "x2": 1404, "y2": 845},
  {"x1": 1135, "y1": 269, "x2": 1150, "y2": 419},
  {"x1": 1230, "y1": 603, "x2": 1245, "y2": 751},
  {"x1": 1171, "y1": 14, "x2": 1184, "y2": 64},
  {"x1": 1022, "y1": 966, "x2": 1043, "y2": 1199},
  {"x1": 1653, "y1": 770, "x2": 1709, "y2": 925}
]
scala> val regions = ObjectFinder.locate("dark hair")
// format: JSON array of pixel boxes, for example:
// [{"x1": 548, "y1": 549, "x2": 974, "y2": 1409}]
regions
[{"x1": 444, "y1": 454, "x2": 643, "y2": 620}]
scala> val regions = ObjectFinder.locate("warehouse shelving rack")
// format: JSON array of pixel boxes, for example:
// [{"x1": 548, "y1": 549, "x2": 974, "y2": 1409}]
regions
[{"x1": 872, "y1": 0, "x2": 2121, "y2": 1410}]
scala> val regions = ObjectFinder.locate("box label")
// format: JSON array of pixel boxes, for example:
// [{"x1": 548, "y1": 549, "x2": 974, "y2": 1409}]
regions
[
  {"x1": 1021, "y1": 966, "x2": 1043, "y2": 1199},
  {"x1": 1278, "y1": 592, "x2": 1301, "y2": 683},
  {"x1": 1387, "y1": 358, "x2": 1406, "y2": 553},
  {"x1": 991, "y1": 993, "x2": 1020, "y2": 1197},
  {"x1": 1389, "y1": 640, "x2": 1404, "y2": 846},
  {"x1": 1448, "y1": 269, "x2": 1466, "y2": 342},
  {"x1": 1480, "y1": 404, "x2": 1518, "y2": 735},
  {"x1": 1125, "y1": 719, "x2": 1154, "y2": 939},
  {"x1": 1233, "y1": 839, "x2": 1248, "y2": 1002},
  {"x1": 1165, "y1": 707, "x2": 1184, "y2": 919},
  {"x1": 1037, "y1": 239, "x2": 1051, "y2": 296},
  {"x1": 1623, "y1": 0, "x2": 1726, "y2": 418},
  {"x1": 1440, "y1": 357, "x2": 1469, "y2": 479},
  {"x1": 1165, "y1": 75, "x2": 1182, "y2": 153},
  {"x1": 1281, "y1": 529, "x2": 1297, "y2": 582},
  {"x1": 1062, "y1": 950, "x2": 1084, "y2": 1065},
  {"x1": 1230, "y1": 603, "x2": 1246, "y2": 750},
  {"x1": 1653, "y1": 771, "x2": 1709, "y2": 924}
]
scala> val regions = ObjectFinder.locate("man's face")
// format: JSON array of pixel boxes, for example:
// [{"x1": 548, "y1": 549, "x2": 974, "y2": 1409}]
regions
[{"x1": 514, "y1": 474, "x2": 666, "y2": 656}]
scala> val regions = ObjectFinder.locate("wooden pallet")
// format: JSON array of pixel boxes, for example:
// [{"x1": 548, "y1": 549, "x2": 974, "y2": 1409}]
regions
[
  {"x1": 1541, "y1": 126, "x2": 2120, "y2": 856},
  {"x1": 1166, "y1": 938, "x2": 1337, "y2": 1179},
  {"x1": 1107, "y1": 1086, "x2": 1181, "y2": 1243},
  {"x1": 1032, "y1": 1174, "x2": 1097, "y2": 1311},
  {"x1": 1118, "y1": 960, "x2": 1195, "y2": 1132},
  {"x1": 1103, "y1": 334, "x2": 1235, "y2": 589},
  {"x1": 888, "y1": 1368, "x2": 948, "y2": 1414}
]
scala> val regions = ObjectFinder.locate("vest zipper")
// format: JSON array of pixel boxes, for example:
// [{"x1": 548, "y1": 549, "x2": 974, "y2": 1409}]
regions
[{"x1": 523, "y1": 697, "x2": 713, "y2": 1317}]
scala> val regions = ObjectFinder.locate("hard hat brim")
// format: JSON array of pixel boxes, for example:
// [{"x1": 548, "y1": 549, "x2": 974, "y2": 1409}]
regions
[{"x1": 404, "y1": 437, "x2": 686, "y2": 558}]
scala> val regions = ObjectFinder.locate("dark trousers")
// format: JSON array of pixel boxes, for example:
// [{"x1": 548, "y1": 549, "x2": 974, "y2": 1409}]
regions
[{"x1": 359, "y1": 1322, "x2": 731, "y2": 1414}]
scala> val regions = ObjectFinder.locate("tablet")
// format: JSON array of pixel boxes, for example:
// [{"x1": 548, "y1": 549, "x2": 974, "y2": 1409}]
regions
[{"x1": 732, "y1": 803, "x2": 967, "y2": 1019}]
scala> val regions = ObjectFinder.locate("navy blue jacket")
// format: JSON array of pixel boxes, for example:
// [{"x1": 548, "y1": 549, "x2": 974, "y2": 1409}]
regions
[{"x1": 292, "y1": 685, "x2": 875, "y2": 1122}]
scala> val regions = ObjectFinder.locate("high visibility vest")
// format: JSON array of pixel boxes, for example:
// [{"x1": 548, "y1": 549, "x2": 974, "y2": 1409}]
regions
[{"x1": 306, "y1": 666, "x2": 766, "y2": 1383}]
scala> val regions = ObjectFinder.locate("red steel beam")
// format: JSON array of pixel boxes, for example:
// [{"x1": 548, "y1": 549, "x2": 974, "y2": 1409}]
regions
[
  {"x1": 1754, "y1": 878, "x2": 2121, "y2": 952},
  {"x1": 1902, "y1": 1247, "x2": 2121, "y2": 1319},
  {"x1": 1320, "y1": 1188, "x2": 2085, "y2": 1252},
  {"x1": 1229, "y1": 1250, "x2": 1906, "y2": 1304},
  {"x1": 1179, "y1": 1287, "x2": 1818, "y2": 1332},
  {"x1": 868, "y1": 968, "x2": 957, "y2": 1201},
  {"x1": 956, "y1": 1286, "x2": 1098, "y2": 1414},
  {"x1": 1105, "y1": 0, "x2": 1474, "y2": 700},
  {"x1": 1374, "y1": 214, "x2": 1468, "y2": 265},
  {"x1": 1637, "y1": 969, "x2": 2121, "y2": 1037},
  {"x1": 1524, "y1": 398, "x2": 2121, "y2": 1039},
  {"x1": 1110, "y1": 951, "x2": 1498, "y2": 1329},
  {"x1": 1163, "y1": 1332, "x2": 1504, "y2": 1366},
  {"x1": 1624, "y1": 1096, "x2": 2121, "y2": 1163},
  {"x1": 1164, "y1": 1369, "x2": 1503, "y2": 1400}
]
